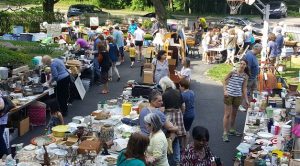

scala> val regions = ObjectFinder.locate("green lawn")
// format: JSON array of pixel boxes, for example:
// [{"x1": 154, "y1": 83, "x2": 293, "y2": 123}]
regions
[
  {"x1": 278, "y1": 60, "x2": 300, "y2": 90},
  {"x1": 207, "y1": 63, "x2": 232, "y2": 82},
  {"x1": 207, "y1": 61, "x2": 300, "y2": 91}
]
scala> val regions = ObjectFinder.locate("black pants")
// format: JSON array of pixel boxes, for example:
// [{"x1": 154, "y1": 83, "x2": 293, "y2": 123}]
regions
[
  {"x1": 56, "y1": 76, "x2": 70, "y2": 114},
  {"x1": 0, "y1": 124, "x2": 8, "y2": 158}
]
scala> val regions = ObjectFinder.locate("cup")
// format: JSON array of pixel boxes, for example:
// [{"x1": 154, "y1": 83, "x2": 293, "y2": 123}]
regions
[
  {"x1": 266, "y1": 107, "x2": 273, "y2": 119},
  {"x1": 16, "y1": 143, "x2": 23, "y2": 151}
]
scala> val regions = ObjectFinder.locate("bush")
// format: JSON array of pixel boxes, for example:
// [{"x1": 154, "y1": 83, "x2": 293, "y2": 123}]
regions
[
  {"x1": 0, "y1": 12, "x2": 13, "y2": 34},
  {"x1": 0, "y1": 47, "x2": 33, "y2": 68},
  {"x1": 142, "y1": 19, "x2": 153, "y2": 29}
]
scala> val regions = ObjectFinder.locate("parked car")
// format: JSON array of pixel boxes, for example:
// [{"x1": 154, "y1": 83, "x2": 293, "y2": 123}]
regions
[
  {"x1": 142, "y1": 12, "x2": 156, "y2": 18},
  {"x1": 218, "y1": 17, "x2": 263, "y2": 35},
  {"x1": 67, "y1": 4, "x2": 110, "y2": 18},
  {"x1": 268, "y1": 1, "x2": 287, "y2": 19}
]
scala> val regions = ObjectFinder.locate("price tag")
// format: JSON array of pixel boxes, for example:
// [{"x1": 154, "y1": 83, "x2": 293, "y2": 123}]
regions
[{"x1": 48, "y1": 88, "x2": 55, "y2": 96}]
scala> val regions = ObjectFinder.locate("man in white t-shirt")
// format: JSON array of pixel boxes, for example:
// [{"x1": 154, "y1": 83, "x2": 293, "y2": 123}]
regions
[{"x1": 133, "y1": 23, "x2": 145, "y2": 61}]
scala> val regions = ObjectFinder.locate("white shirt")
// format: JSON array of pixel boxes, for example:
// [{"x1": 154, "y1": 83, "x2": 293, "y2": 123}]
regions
[
  {"x1": 180, "y1": 67, "x2": 191, "y2": 81},
  {"x1": 133, "y1": 28, "x2": 145, "y2": 41}
]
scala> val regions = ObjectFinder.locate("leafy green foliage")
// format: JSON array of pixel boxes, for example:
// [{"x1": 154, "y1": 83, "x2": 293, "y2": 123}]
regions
[
  {"x1": 131, "y1": 0, "x2": 146, "y2": 11},
  {"x1": 0, "y1": 12, "x2": 12, "y2": 34},
  {"x1": 0, "y1": 46, "x2": 33, "y2": 68},
  {"x1": 207, "y1": 64, "x2": 232, "y2": 82},
  {"x1": 98, "y1": 0, "x2": 127, "y2": 9},
  {"x1": 142, "y1": 19, "x2": 152, "y2": 29}
]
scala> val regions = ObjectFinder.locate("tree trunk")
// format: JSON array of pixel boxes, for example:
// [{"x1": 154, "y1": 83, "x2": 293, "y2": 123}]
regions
[
  {"x1": 150, "y1": 0, "x2": 167, "y2": 28},
  {"x1": 43, "y1": 0, "x2": 60, "y2": 23}
]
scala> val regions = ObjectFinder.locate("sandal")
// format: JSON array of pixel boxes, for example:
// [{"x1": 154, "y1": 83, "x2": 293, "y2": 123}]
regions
[{"x1": 100, "y1": 91, "x2": 109, "y2": 94}]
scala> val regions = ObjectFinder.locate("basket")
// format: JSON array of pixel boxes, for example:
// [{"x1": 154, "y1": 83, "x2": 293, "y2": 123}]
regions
[
  {"x1": 28, "y1": 101, "x2": 46, "y2": 126},
  {"x1": 284, "y1": 40, "x2": 297, "y2": 47}
]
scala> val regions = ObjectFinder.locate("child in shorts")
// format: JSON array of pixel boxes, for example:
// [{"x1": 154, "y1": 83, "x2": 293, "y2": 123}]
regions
[{"x1": 128, "y1": 43, "x2": 137, "y2": 68}]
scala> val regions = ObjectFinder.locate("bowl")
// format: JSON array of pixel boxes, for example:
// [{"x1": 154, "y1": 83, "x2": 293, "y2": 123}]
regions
[{"x1": 52, "y1": 125, "x2": 69, "y2": 137}]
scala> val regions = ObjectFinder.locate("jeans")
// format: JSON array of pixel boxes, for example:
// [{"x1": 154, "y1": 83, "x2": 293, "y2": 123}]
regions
[
  {"x1": 93, "y1": 55, "x2": 101, "y2": 82},
  {"x1": 0, "y1": 125, "x2": 8, "y2": 158},
  {"x1": 168, "y1": 137, "x2": 180, "y2": 165},
  {"x1": 183, "y1": 116, "x2": 194, "y2": 131}
]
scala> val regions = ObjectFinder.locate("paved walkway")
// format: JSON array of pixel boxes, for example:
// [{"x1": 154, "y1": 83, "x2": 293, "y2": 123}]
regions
[{"x1": 12, "y1": 55, "x2": 246, "y2": 165}]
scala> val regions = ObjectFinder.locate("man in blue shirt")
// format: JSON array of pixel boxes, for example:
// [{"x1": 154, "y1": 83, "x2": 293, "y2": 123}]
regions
[
  {"x1": 110, "y1": 27, "x2": 125, "y2": 63},
  {"x1": 241, "y1": 43, "x2": 262, "y2": 111}
]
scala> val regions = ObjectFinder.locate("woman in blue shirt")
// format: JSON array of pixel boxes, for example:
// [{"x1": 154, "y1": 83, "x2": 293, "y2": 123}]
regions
[{"x1": 42, "y1": 55, "x2": 70, "y2": 116}]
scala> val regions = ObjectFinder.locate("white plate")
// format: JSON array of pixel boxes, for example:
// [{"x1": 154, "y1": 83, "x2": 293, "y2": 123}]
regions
[
  {"x1": 244, "y1": 132, "x2": 254, "y2": 137},
  {"x1": 257, "y1": 132, "x2": 274, "y2": 139},
  {"x1": 36, "y1": 152, "x2": 55, "y2": 161},
  {"x1": 23, "y1": 144, "x2": 36, "y2": 151},
  {"x1": 52, "y1": 149, "x2": 68, "y2": 156},
  {"x1": 255, "y1": 139, "x2": 271, "y2": 145},
  {"x1": 17, "y1": 162, "x2": 41, "y2": 166}
]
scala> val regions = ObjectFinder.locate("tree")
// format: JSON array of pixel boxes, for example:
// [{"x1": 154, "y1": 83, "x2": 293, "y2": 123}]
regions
[{"x1": 150, "y1": 0, "x2": 168, "y2": 28}]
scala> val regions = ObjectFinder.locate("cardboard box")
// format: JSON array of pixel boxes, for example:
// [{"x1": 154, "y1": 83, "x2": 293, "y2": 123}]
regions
[
  {"x1": 144, "y1": 63, "x2": 152, "y2": 70},
  {"x1": 19, "y1": 117, "x2": 30, "y2": 136},
  {"x1": 143, "y1": 70, "x2": 153, "y2": 84}
]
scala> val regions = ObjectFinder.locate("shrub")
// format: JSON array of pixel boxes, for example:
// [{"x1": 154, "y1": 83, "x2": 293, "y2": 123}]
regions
[{"x1": 0, "y1": 47, "x2": 33, "y2": 68}]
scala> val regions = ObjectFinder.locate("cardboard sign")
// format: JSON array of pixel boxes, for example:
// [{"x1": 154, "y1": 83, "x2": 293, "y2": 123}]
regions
[
  {"x1": 3, "y1": 128, "x2": 9, "y2": 149},
  {"x1": 90, "y1": 17, "x2": 99, "y2": 27},
  {"x1": 74, "y1": 77, "x2": 86, "y2": 100},
  {"x1": 47, "y1": 24, "x2": 62, "y2": 37}
]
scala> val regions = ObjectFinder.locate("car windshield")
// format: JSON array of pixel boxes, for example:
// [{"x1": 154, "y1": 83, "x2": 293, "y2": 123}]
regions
[
  {"x1": 70, "y1": 5, "x2": 96, "y2": 12},
  {"x1": 269, "y1": 3, "x2": 281, "y2": 9}
]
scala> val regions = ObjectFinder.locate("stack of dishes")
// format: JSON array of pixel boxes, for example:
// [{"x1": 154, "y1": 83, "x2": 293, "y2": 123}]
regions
[{"x1": 281, "y1": 125, "x2": 291, "y2": 137}]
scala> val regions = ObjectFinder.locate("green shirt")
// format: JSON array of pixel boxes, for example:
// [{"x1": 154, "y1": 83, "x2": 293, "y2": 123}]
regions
[{"x1": 117, "y1": 150, "x2": 145, "y2": 166}]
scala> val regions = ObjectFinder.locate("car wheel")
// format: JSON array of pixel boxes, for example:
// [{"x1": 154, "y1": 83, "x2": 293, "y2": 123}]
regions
[
  {"x1": 284, "y1": 12, "x2": 287, "y2": 18},
  {"x1": 277, "y1": 14, "x2": 281, "y2": 19}
]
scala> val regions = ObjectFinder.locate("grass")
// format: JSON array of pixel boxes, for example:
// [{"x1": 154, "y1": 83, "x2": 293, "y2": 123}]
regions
[
  {"x1": 207, "y1": 63, "x2": 232, "y2": 82},
  {"x1": 278, "y1": 60, "x2": 300, "y2": 90},
  {"x1": 207, "y1": 60, "x2": 300, "y2": 91}
]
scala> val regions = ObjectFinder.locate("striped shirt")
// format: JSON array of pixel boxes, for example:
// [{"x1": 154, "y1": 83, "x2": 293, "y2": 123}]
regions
[{"x1": 226, "y1": 72, "x2": 247, "y2": 97}]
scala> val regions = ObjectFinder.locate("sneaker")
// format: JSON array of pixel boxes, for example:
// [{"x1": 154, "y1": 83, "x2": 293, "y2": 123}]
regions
[
  {"x1": 223, "y1": 134, "x2": 230, "y2": 142},
  {"x1": 228, "y1": 129, "x2": 242, "y2": 136},
  {"x1": 238, "y1": 105, "x2": 246, "y2": 112}
]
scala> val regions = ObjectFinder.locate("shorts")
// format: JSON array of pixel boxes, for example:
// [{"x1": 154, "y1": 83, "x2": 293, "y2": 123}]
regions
[
  {"x1": 130, "y1": 57, "x2": 135, "y2": 62},
  {"x1": 135, "y1": 41, "x2": 143, "y2": 47},
  {"x1": 224, "y1": 95, "x2": 242, "y2": 107}
]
